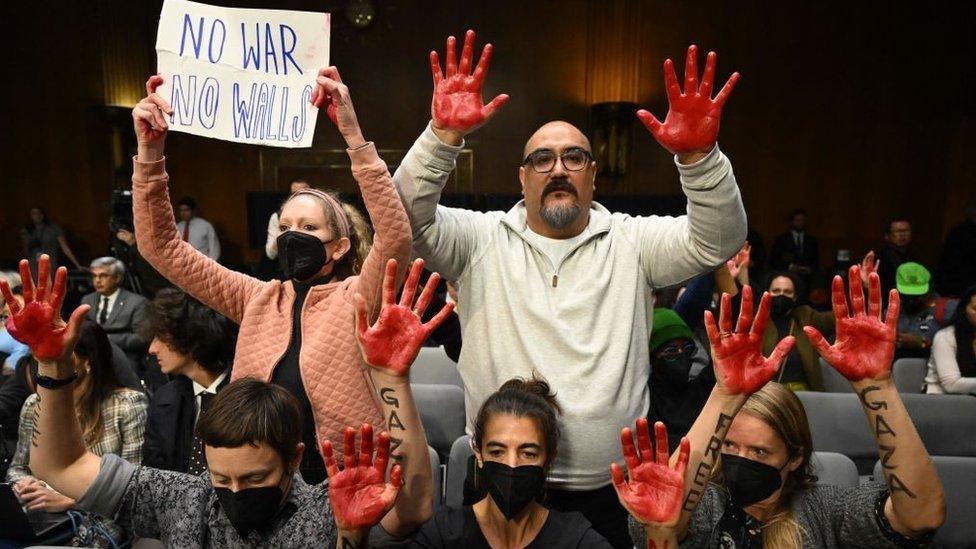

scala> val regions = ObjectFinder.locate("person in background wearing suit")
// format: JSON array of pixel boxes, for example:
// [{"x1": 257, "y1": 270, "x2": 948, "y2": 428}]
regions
[
  {"x1": 141, "y1": 289, "x2": 236, "y2": 474},
  {"x1": 82, "y1": 257, "x2": 150, "y2": 367},
  {"x1": 176, "y1": 197, "x2": 221, "y2": 261},
  {"x1": 770, "y1": 208, "x2": 820, "y2": 294}
]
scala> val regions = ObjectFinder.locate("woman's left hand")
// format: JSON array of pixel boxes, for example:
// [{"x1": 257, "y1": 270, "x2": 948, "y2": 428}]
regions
[
  {"x1": 612, "y1": 419, "x2": 689, "y2": 528},
  {"x1": 16, "y1": 482, "x2": 75, "y2": 513},
  {"x1": 311, "y1": 66, "x2": 366, "y2": 149},
  {"x1": 354, "y1": 258, "x2": 455, "y2": 377},
  {"x1": 323, "y1": 424, "x2": 402, "y2": 532}
]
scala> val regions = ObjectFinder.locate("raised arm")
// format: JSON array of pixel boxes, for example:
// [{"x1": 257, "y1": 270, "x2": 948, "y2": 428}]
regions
[
  {"x1": 1, "y1": 256, "x2": 101, "y2": 499},
  {"x1": 613, "y1": 419, "x2": 690, "y2": 549},
  {"x1": 676, "y1": 286, "x2": 795, "y2": 537},
  {"x1": 131, "y1": 76, "x2": 262, "y2": 323},
  {"x1": 353, "y1": 258, "x2": 456, "y2": 536},
  {"x1": 805, "y1": 266, "x2": 946, "y2": 536},
  {"x1": 310, "y1": 67, "x2": 412, "y2": 313},
  {"x1": 634, "y1": 45, "x2": 747, "y2": 288},
  {"x1": 393, "y1": 30, "x2": 507, "y2": 281}
]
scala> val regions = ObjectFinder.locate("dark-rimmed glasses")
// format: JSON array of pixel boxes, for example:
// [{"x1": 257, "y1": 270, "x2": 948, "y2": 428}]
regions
[{"x1": 522, "y1": 148, "x2": 593, "y2": 173}]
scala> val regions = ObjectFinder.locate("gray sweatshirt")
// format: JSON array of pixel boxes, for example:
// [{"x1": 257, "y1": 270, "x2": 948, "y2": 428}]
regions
[{"x1": 393, "y1": 125, "x2": 747, "y2": 490}]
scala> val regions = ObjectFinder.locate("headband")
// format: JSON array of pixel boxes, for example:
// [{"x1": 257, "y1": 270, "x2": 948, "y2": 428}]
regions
[{"x1": 292, "y1": 189, "x2": 350, "y2": 239}]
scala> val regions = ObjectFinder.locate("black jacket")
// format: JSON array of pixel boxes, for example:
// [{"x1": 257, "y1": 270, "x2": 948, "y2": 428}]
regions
[{"x1": 142, "y1": 372, "x2": 230, "y2": 473}]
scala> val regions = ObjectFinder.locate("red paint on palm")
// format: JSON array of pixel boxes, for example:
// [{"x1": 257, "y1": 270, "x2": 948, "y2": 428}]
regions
[
  {"x1": 1, "y1": 257, "x2": 73, "y2": 361},
  {"x1": 705, "y1": 286, "x2": 795, "y2": 395},
  {"x1": 310, "y1": 88, "x2": 339, "y2": 126},
  {"x1": 637, "y1": 45, "x2": 740, "y2": 155},
  {"x1": 355, "y1": 258, "x2": 455, "y2": 376},
  {"x1": 804, "y1": 267, "x2": 898, "y2": 382},
  {"x1": 612, "y1": 420, "x2": 688, "y2": 527},
  {"x1": 429, "y1": 30, "x2": 509, "y2": 134},
  {"x1": 323, "y1": 424, "x2": 402, "y2": 530}
]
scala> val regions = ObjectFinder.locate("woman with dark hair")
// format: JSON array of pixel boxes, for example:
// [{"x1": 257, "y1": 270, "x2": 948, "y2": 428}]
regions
[
  {"x1": 630, "y1": 270, "x2": 946, "y2": 548},
  {"x1": 129, "y1": 65, "x2": 412, "y2": 485},
  {"x1": 5, "y1": 318, "x2": 148, "y2": 547},
  {"x1": 406, "y1": 377, "x2": 614, "y2": 548},
  {"x1": 19, "y1": 207, "x2": 84, "y2": 274},
  {"x1": 925, "y1": 284, "x2": 976, "y2": 394}
]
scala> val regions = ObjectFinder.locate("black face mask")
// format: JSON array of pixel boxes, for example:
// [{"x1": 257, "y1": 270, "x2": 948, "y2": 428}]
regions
[
  {"x1": 215, "y1": 475, "x2": 289, "y2": 538},
  {"x1": 481, "y1": 461, "x2": 546, "y2": 520},
  {"x1": 722, "y1": 453, "x2": 784, "y2": 507},
  {"x1": 901, "y1": 296, "x2": 927, "y2": 315},
  {"x1": 654, "y1": 356, "x2": 694, "y2": 387},
  {"x1": 770, "y1": 295, "x2": 796, "y2": 318},
  {"x1": 277, "y1": 231, "x2": 331, "y2": 281}
]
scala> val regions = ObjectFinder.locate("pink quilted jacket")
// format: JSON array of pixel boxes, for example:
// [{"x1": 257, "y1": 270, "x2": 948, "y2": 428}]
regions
[{"x1": 131, "y1": 143, "x2": 412, "y2": 449}]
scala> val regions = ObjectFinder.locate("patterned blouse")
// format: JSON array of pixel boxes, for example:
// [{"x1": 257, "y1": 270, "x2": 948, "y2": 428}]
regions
[{"x1": 6, "y1": 388, "x2": 148, "y2": 546}]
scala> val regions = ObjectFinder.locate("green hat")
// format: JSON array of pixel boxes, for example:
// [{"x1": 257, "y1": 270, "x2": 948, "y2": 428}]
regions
[
  {"x1": 650, "y1": 308, "x2": 694, "y2": 354},
  {"x1": 896, "y1": 262, "x2": 930, "y2": 296}
]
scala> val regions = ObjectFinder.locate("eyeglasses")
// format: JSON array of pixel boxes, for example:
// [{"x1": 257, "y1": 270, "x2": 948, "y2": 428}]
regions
[
  {"x1": 522, "y1": 148, "x2": 593, "y2": 173},
  {"x1": 656, "y1": 342, "x2": 697, "y2": 360}
]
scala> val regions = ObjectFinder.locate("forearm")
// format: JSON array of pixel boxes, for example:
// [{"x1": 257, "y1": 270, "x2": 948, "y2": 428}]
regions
[
  {"x1": 678, "y1": 146, "x2": 747, "y2": 267},
  {"x1": 676, "y1": 387, "x2": 745, "y2": 534},
  {"x1": 336, "y1": 529, "x2": 368, "y2": 548},
  {"x1": 29, "y1": 360, "x2": 101, "y2": 499},
  {"x1": 853, "y1": 379, "x2": 946, "y2": 533},
  {"x1": 371, "y1": 371, "x2": 433, "y2": 535},
  {"x1": 644, "y1": 526, "x2": 678, "y2": 549}
]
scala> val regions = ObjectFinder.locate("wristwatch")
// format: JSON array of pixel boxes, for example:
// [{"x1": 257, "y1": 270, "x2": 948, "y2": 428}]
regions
[{"x1": 34, "y1": 371, "x2": 79, "y2": 390}]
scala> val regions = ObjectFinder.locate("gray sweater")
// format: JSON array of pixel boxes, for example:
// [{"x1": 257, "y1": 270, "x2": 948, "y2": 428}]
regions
[
  {"x1": 393, "y1": 125, "x2": 747, "y2": 490},
  {"x1": 629, "y1": 484, "x2": 917, "y2": 548}
]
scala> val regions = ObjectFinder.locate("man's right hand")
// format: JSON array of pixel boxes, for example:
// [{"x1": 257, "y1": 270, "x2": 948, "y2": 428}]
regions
[
  {"x1": 132, "y1": 75, "x2": 173, "y2": 162},
  {"x1": 429, "y1": 30, "x2": 509, "y2": 145}
]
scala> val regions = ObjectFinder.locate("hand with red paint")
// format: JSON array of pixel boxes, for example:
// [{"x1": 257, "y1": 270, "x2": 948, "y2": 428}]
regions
[
  {"x1": 429, "y1": 30, "x2": 510, "y2": 145},
  {"x1": 310, "y1": 66, "x2": 366, "y2": 149},
  {"x1": 637, "y1": 45, "x2": 740, "y2": 162},
  {"x1": 705, "y1": 286, "x2": 796, "y2": 395},
  {"x1": 726, "y1": 242, "x2": 751, "y2": 280},
  {"x1": 805, "y1": 266, "x2": 898, "y2": 382},
  {"x1": 612, "y1": 419, "x2": 689, "y2": 526},
  {"x1": 355, "y1": 258, "x2": 455, "y2": 377},
  {"x1": 132, "y1": 75, "x2": 173, "y2": 162},
  {"x1": 859, "y1": 250, "x2": 879, "y2": 286},
  {"x1": 1, "y1": 255, "x2": 89, "y2": 362},
  {"x1": 323, "y1": 424, "x2": 402, "y2": 537}
]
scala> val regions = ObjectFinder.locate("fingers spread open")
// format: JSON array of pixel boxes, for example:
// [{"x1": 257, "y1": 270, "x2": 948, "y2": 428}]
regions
[
  {"x1": 735, "y1": 285, "x2": 754, "y2": 333},
  {"x1": 445, "y1": 35, "x2": 457, "y2": 78},
  {"x1": 458, "y1": 29, "x2": 475, "y2": 75},
  {"x1": 751, "y1": 292, "x2": 773, "y2": 337},
  {"x1": 19, "y1": 259, "x2": 34, "y2": 304},
  {"x1": 636, "y1": 109, "x2": 662, "y2": 136},
  {"x1": 636, "y1": 417, "x2": 653, "y2": 463},
  {"x1": 430, "y1": 51, "x2": 443, "y2": 86},
  {"x1": 359, "y1": 423, "x2": 374, "y2": 467},
  {"x1": 885, "y1": 290, "x2": 900, "y2": 330},
  {"x1": 713, "y1": 71, "x2": 740, "y2": 109},
  {"x1": 343, "y1": 427, "x2": 358, "y2": 469},
  {"x1": 867, "y1": 272, "x2": 882, "y2": 319},
  {"x1": 354, "y1": 294, "x2": 369, "y2": 341},
  {"x1": 321, "y1": 440, "x2": 340, "y2": 477},
  {"x1": 719, "y1": 292, "x2": 733, "y2": 334},
  {"x1": 0, "y1": 281, "x2": 19, "y2": 316},
  {"x1": 683, "y1": 45, "x2": 699, "y2": 95},
  {"x1": 400, "y1": 258, "x2": 424, "y2": 308},
  {"x1": 704, "y1": 310, "x2": 720, "y2": 346},
  {"x1": 830, "y1": 275, "x2": 849, "y2": 320},
  {"x1": 36, "y1": 256, "x2": 50, "y2": 302},
  {"x1": 653, "y1": 421, "x2": 670, "y2": 466},
  {"x1": 424, "y1": 301, "x2": 456, "y2": 333},
  {"x1": 700, "y1": 51, "x2": 717, "y2": 98},
  {"x1": 382, "y1": 259, "x2": 398, "y2": 306},
  {"x1": 374, "y1": 431, "x2": 391, "y2": 473},
  {"x1": 663, "y1": 58, "x2": 681, "y2": 101},
  {"x1": 620, "y1": 427, "x2": 639, "y2": 471},
  {"x1": 414, "y1": 272, "x2": 440, "y2": 318},
  {"x1": 471, "y1": 43, "x2": 494, "y2": 88},
  {"x1": 482, "y1": 94, "x2": 509, "y2": 119}
]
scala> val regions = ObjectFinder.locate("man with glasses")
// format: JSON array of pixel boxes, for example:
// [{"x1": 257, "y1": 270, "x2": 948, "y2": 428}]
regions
[
  {"x1": 393, "y1": 31, "x2": 746, "y2": 548},
  {"x1": 81, "y1": 257, "x2": 150, "y2": 366}
]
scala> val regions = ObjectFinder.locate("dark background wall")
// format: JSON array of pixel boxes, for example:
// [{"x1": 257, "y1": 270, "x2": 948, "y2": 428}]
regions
[{"x1": 3, "y1": 0, "x2": 974, "y2": 272}]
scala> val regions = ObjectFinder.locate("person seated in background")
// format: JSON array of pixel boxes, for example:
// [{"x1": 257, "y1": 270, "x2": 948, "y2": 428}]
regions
[
  {"x1": 175, "y1": 196, "x2": 221, "y2": 261},
  {"x1": 142, "y1": 289, "x2": 237, "y2": 474},
  {"x1": 894, "y1": 262, "x2": 956, "y2": 359},
  {"x1": 5, "y1": 315, "x2": 148, "y2": 548},
  {"x1": 770, "y1": 208, "x2": 819, "y2": 289},
  {"x1": 266, "y1": 179, "x2": 312, "y2": 260},
  {"x1": 925, "y1": 284, "x2": 976, "y2": 394},
  {"x1": 647, "y1": 308, "x2": 714, "y2": 452},
  {"x1": 631, "y1": 269, "x2": 946, "y2": 547},
  {"x1": 762, "y1": 271, "x2": 834, "y2": 391},
  {"x1": 878, "y1": 217, "x2": 918, "y2": 295},
  {"x1": 2, "y1": 254, "x2": 448, "y2": 547},
  {"x1": 82, "y1": 256, "x2": 150, "y2": 367}
]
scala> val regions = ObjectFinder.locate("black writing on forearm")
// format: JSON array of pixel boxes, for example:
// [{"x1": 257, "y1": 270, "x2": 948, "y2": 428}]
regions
[
  {"x1": 380, "y1": 386, "x2": 406, "y2": 462},
  {"x1": 30, "y1": 395, "x2": 42, "y2": 448},
  {"x1": 857, "y1": 385, "x2": 916, "y2": 499},
  {"x1": 683, "y1": 413, "x2": 733, "y2": 512}
]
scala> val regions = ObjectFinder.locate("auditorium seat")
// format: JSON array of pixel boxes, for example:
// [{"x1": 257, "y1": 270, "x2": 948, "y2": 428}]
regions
[
  {"x1": 900, "y1": 393, "x2": 976, "y2": 457},
  {"x1": 873, "y1": 456, "x2": 976, "y2": 547},
  {"x1": 446, "y1": 435, "x2": 474, "y2": 508},
  {"x1": 892, "y1": 357, "x2": 927, "y2": 394},
  {"x1": 819, "y1": 357, "x2": 854, "y2": 393},
  {"x1": 810, "y1": 451, "x2": 859, "y2": 487},
  {"x1": 429, "y1": 445, "x2": 443, "y2": 508},
  {"x1": 412, "y1": 384, "x2": 466, "y2": 460},
  {"x1": 410, "y1": 346, "x2": 463, "y2": 387}
]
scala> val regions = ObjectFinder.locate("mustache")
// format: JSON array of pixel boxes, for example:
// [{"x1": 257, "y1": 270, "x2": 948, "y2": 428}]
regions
[{"x1": 542, "y1": 179, "x2": 578, "y2": 198}]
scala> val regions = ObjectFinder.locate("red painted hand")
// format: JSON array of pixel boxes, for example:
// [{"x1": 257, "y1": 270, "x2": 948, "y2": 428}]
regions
[
  {"x1": 726, "y1": 242, "x2": 751, "y2": 279},
  {"x1": 132, "y1": 75, "x2": 173, "y2": 146},
  {"x1": 705, "y1": 286, "x2": 796, "y2": 395},
  {"x1": 804, "y1": 267, "x2": 898, "y2": 382},
  {"x1": 310, "y1": 66, "x2": 346, "y2": 128},
  {"x1": 429, "y1": 30, "x2": 509, "y2": 137},
  {"x1": 355, "y1": 258, "x2": 455, "y2": 376},
  {"x1": 637, "y1": 45, "x2": 740, "y2": 156},
  {"x1": 859, "y1": 250, "x2": 879, "y2": 286},
  {"x1": 1, "y1": 255, "x2": 89, "y2": 361},
  {"x1": 611, "y1": 419, "x2": 689, "y2": 527},
  {"x1": 323, "y1": 424, "x2": 402, "y2": 531}
]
